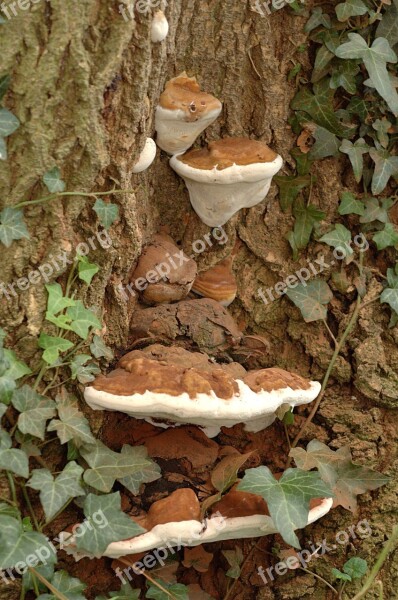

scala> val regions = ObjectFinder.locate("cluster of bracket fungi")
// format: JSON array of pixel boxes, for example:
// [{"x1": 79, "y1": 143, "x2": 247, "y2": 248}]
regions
[{"x1": 65, "y1": 65, "x2": 333, "y2": 561}]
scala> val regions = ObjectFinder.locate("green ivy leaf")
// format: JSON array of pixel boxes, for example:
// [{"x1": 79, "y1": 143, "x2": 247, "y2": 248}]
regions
[
  {"x1": 332, "y1": 568, "x2": 352, "y2": 582},
  {"x1": 43, "y1": 167, "x2": 66, "y2": 194},
  {"x1": 38, "y1": 333, "x2": 74, "y2": 365},
  {"x1": 319, "y1": 224, "x2": 354, "y2": 256},
  {"x1": 309, "y1": 125, "x2": 340, "y2": 159},
  {"x1": 336, "y1": 34, "x2": 398, "y2": 116},
  {"x1": 77, "y1": 255, "x2": 99, "y2": 285},
  {"x1": 338, "y1": 192, "x2": 365, "y2": 216},
  {"x1": 70, "y1": 355, "x2": 100, "y2": 384},
  {"x1": 288, "y1": 203, "x2": 325, "y2": 256},
  {"x1": 286, "y1": 280, "x2": 333, "y2": 322},
  {"x1": 0, "y1": 208, "x2": 29, "y2": 247},
  {"x1": 41, "y1": 570, "x2": 87, "y2": 600},
  {"x1": 304, "y1": 7, "x2": 331, "y2": 32},
  {"x1": 28, "y1": 462, "x2": 85, "y2": 521},
  {"x1": 146, "y1": 582, "x2": 189, "y2": 600},
  {"x1": 47, "y1": 393, "x2": 96, "y2": 447},
  {"x1": 339, "y1": 138, "x2": 369, "y2": 182},
  {"x1": 360, "y1": 197, "x2": 393, "y2": 224},
  {"x1": 369, "y1": 148, "x2": 398, "y2": 194},
  {"x1": 376, "y1": 1, "x2": 398, "y2": 49},
  {"x1": 75, "y1": 492, "x2": 145, "y2": 556},
  {"x1": 0, "y1": 517, "x2": 56, "y2": 569},
  {"x1": 0, "y1": 137, "x2": 7, "y2": 160},
  {"x1": 93, "y1": 199, "x2": 119, "y2": 230},
  {"x1": 343, "y1": 557, "x2": 368, "y2": 580},
  {"x1": 373, "y1": 223, "x2": 398, "y2": 250},
  {"x1": 311, "y1": 46, "x2": 335, "y2": 82},
  {"x1": 3, "y1": 349, "x2": 31, "y2": 380},
  {"x1": 90, "y1": 335, "x2": 114, "y2": 361},
  {"x1": 237, "y1": 467, "x2": 332, "y2": 548},
  {"x1": 81, "y1": 441, "x2": 161, "y2": 494},
  {"x1": 22, "y1": 563, "x2": 55, "y2": 593},
  {"x1": 0, "y1": 447, "x2": 29, "y2": 478},
  {"x1": 330, "y1": 61, "x2": 360, "y2": 94},
  {"x1": 65, "y1": 301, "x2": 101, "y2": 339},
  {"x1": 372, "y1": 118, "x2": 391, "y2": 148},
  {"x1": 336, "y1": 0, "x2": 368, "y2": 22},
  {"x1": 274, "y1": 175, "x2": 311, "y2": 212},
  {"x1": 11, "y1": 385, "x2": 56, "y2": 440},
  {"x1": 0, "y1": 108, "x2": 20, "y2": 137},
  {"x1": 222, "y1": 547, "x2": 244, "y2": 580}
]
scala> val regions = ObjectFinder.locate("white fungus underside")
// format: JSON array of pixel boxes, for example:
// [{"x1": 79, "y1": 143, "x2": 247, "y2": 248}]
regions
[
  {"x1": 155, "y1": 106, "x2": 222, "y2": 154},
  {"x1": 61, "y1": 498, "x2": 333, "y2": 559},
  {"x1": 84, "y1": 379, "x2": 321, "y2": 434},
  {"x1": 132, "y1": 138, "x2": 157, "y2": 173}
]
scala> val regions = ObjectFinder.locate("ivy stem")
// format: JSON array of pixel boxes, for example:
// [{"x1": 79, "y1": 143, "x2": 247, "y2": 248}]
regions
[
  {"x1": 118, "y1": 558, "x2": 175, "y2": 599},
  {"x1": 33, "y1": 363, "x2": 48, "y2": 391},
  {"x1": 42, "y1": 497, "x2": 74, "y2": 529},
  {"x1": 6, "y1": 472, "x2": 19, "y2": 517},
  {"x1": 299, "y1": 567, "x2": 338, "y2": 595},
  {"x1": 20, "y1": 481, "x2": 40, "y2": 531},
  {"x1": 28, "y1": 568, "x2": 69, "y2": 600},
  {"x1": 13, "y1": 188, "x2": 136, "y2": 210},
  {"x1": 349, "y1": 526, "x2": 398, "y2": 600}
]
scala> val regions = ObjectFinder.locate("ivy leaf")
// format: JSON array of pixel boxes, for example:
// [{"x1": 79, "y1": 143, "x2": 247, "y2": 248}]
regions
[
  {"x1": 93, "y1": 199, "x2": 119, "y2": 230},
  {"x1": 330, "y1": 61, "x2": 360, "y2": 94},
  {"x1": 291, "y1": 80, "x2": 356, "y2": 137},
  {"x1": 0, "y1": 137, "x2": 7, "y2": 160},
  {"x1": 28, "y1": 462, "x2": 85, "y2": 521},
  {"x1": 222, "y1": 547, "x2": 244, "y2": 579},
  {"x1": 360, "y1": 197, "x2": 393, "y2": 224},
  {"x1": 146, "y1": 582, "x2": 189, "y2": 600},
  {"x1": 0, "y1": 208, "x2": 29, "y2": 247},
  {"x1": 65, "y1": 301, "x2": 101, "y2": 339},
  {"x1": 372, "y1": 118, "x2": 391, "y2": 148},
  {"x1": 274, "y1": 175, "x2": 311, "y2": 212},
  {"x1": 343, "y1": 557, "x2": 368, "y2": 579},
  {"x1": 70, "y1": 355, "x2": 100, "y2": 384},
  {"x1": 288, "y1": 203, "x2": 325, "y2": 256},
  {"x1": 47, "y1": 392, "x2": 96, "y2": 447},
  {"x1": 290, "y1": 440, "x2": 352, "y2": 487},
  {"x1": 304, "y1": 7, "x2": 331, "y2": 32},
  {"x1": 11, "y1": 385, "x2": 56, "y2": 440},
  {"x1": 81, "y1": 441, "x2": 161, "y2": 493},
  {"x1": 211, "y1": 452, "x2": 252, "y2": 494},
  {"x1": 336, "y1": 0, "x2": 368, "y2": 22},
  {"x1": 332, "y1": 568, "x2": 352, "y2": 582},
  {"x1": 43, "y1": 167, "x2": 66, "y2": 193},
  {"x1": 311, "y1": 46, "x2": 335, "y2": 82},
  {"x1": 319, "y1": 224, "x2": 354, "y2": 256},
  {"x1": 38, "y1": 333, "x2": 74, "y2": 365},
  {"x1": 3, "y1": 349, "x2": 31, "y2": 380},
  {"x1": 369, "y1": 148, "x2": 398, "y2": 194},
  {"x1": 373, "y1": 223, "x2": 398, "y2": 250},
  {"x1": 183, "y1": 546, "x2": 214, "y2": 573},
  {"x1": 376, "y1": 1, "x2": 398, "y2": 49},
  {"x1": 290, "y1": 147, "x2": 314, "y2": 176},
  {"x1": 45, "y1": 283, "x2": 76, "y2": 316},
  {"x1": 237, "y1": 467, "x2": 332, "y2": 548},
  {"x1": 286, "y1": 280, "x2": 333, "y2": 322},
  {"x1": 0, "y1": 108, "x2": 20, "y2": 137},
  {"x1": 339, "y1": 138, "x2": 369, "y2": 182},
  {"x1": 0, "y1": 447, "x2": 29, "y2": 478},
  {"x1": 309, "y1": 126, "x2": 340, "y2": 159},
  {"x1": 77, "y1": 255, "x2": 99, "y2": 285},
  {"x1": 75, "y1": 492, "x2": 145, "y2": 556},
  {"x1": 0, "y1": 517, "x2": 56, "y2": 569},
  {"x1": 338, "y1": 192, "x2": 365, "y2": 216},
  {"x1": 336, "y1": 34, "x2": 398, "y2": 116},
  {"x1": 0, "y1": 74, "x2": 10, "y2": 102},
  {"x1": 90, "y1": 335, "x2": 114, "y2": 361},
  {"x1": 42, "y1": 571, "x2": 87, "y2": 600},
  {"x1": 381, "y1": 275, "x2": 398, "y2": 313}
]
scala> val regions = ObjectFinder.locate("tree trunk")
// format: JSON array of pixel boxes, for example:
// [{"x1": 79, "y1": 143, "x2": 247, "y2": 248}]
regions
[{"x1": 1, "y1": 1, "x2": 397, "y2": 599}]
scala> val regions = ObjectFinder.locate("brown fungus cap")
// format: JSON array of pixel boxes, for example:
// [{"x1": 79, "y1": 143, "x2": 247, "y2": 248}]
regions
[
  {"x1": 159, "y1": 73, "x2": 222, "y2": 122},
  {"x1": 243, "y1": 367, "x2": 311, "y2": 393},
  {"x1": 178, "y1": 137, "x2": 278, "y2": 171},
  {"x1": 192, "y1": 256, "x2": 237, "y2": 307}
]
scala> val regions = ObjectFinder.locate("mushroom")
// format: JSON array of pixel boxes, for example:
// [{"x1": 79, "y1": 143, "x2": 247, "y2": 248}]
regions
[
  {"x1": 155, "y1": 73, "x2": 222, "y2": 155},
  {"x1": 132, "y1": 138, "x2": 157, "y2": 173},
  {"x1": 84, "y1": 344, "x2": 321, "y2": 437},
  {"x1": 131, "y1": 234, "x2": 197, "y2": 305},
  {"x1": 192, "y1": 256, "x2": 237, "y2": 307},
  {"x1": 151, "y1": 10, "x2": 169, "y2": 43},
  {"x1": 61, "y1": 487, "x2": 332, "y2": 558},
  {"x1": 170, "y1": 137, "x2": 283, "y2": 226}
]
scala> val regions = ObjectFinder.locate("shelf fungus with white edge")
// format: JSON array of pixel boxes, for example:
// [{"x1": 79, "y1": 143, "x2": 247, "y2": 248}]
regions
[
  {"x1": 155, "y1": 73, "x2": 222, "y2": 155},
  {"x1": 60, "y1": 488, "x2": 333, "y2": 559},
  {"x1": 170, "y1": 137, "x2": 283, "y2": 226},
  {"x1": 131, "y1": 138, "x2": 157, "y2": 173},
  {"x1": 131, "y1": 233, "x2": 197, "y2": 305},
  {"x1": 192, "y1": 256, "x2": 237, "y2": 307},
  {"x1": 84, "y1": 344, "x2": 321, "y2": 437}
]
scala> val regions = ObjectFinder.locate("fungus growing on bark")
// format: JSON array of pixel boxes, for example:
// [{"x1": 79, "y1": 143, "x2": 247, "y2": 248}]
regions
[
  {"x1": 132, "y1": 138, "x2": 157, "y2": 173},
  {"x1": 131, "y1": 233, "x2": 197, "y2": 305},
  {"x1": 61, "y1": 487, "x2": 332, "y2": 558},
  {"x1": 192, "y1": 256, "x2": 237, "y2": 307},
  {"x1": 155, "y1": 73, "x2": 222, "y2": 155},
  {"x1": 170, "y1": 137, "x2": 283, "y2": 226},
  {"x1": 84, "y1": 344, "x2": 321, "y2": 437},
  {"x1": 151, "y1": 10, "x2": 169, "y2": 43}
]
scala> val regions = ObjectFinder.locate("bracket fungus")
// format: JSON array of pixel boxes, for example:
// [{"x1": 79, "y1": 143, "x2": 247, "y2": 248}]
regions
[
  {"x1": 192, "y1": 256, "x2": 237, "y2": 307},
  {"x1": 155, "y1": 73, "x2": 222, "y2": 155},
  {"x1": 84, "y1": 344, "x2": 321, "y2": 437},
  {"x1": 131, "y1": 137, "x2": 157, "y2": 173},
  {"x1": 170, "y1": 137, "x2": 283, "y2": 226},
  {"x1": 150, "y1": 10, "x2": 169, "y2": 43},
  {"x1": 61, "y1": 487, "x2": 333, "y2": 559},
  {"x1": 131, "y1": 233, "x2": 197, "y2": 305}
]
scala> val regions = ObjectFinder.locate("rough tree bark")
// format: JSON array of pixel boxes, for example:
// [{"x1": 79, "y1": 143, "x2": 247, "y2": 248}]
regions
[{"x1": 0, "y1": 0, "x2": 397, "y2": 598}]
